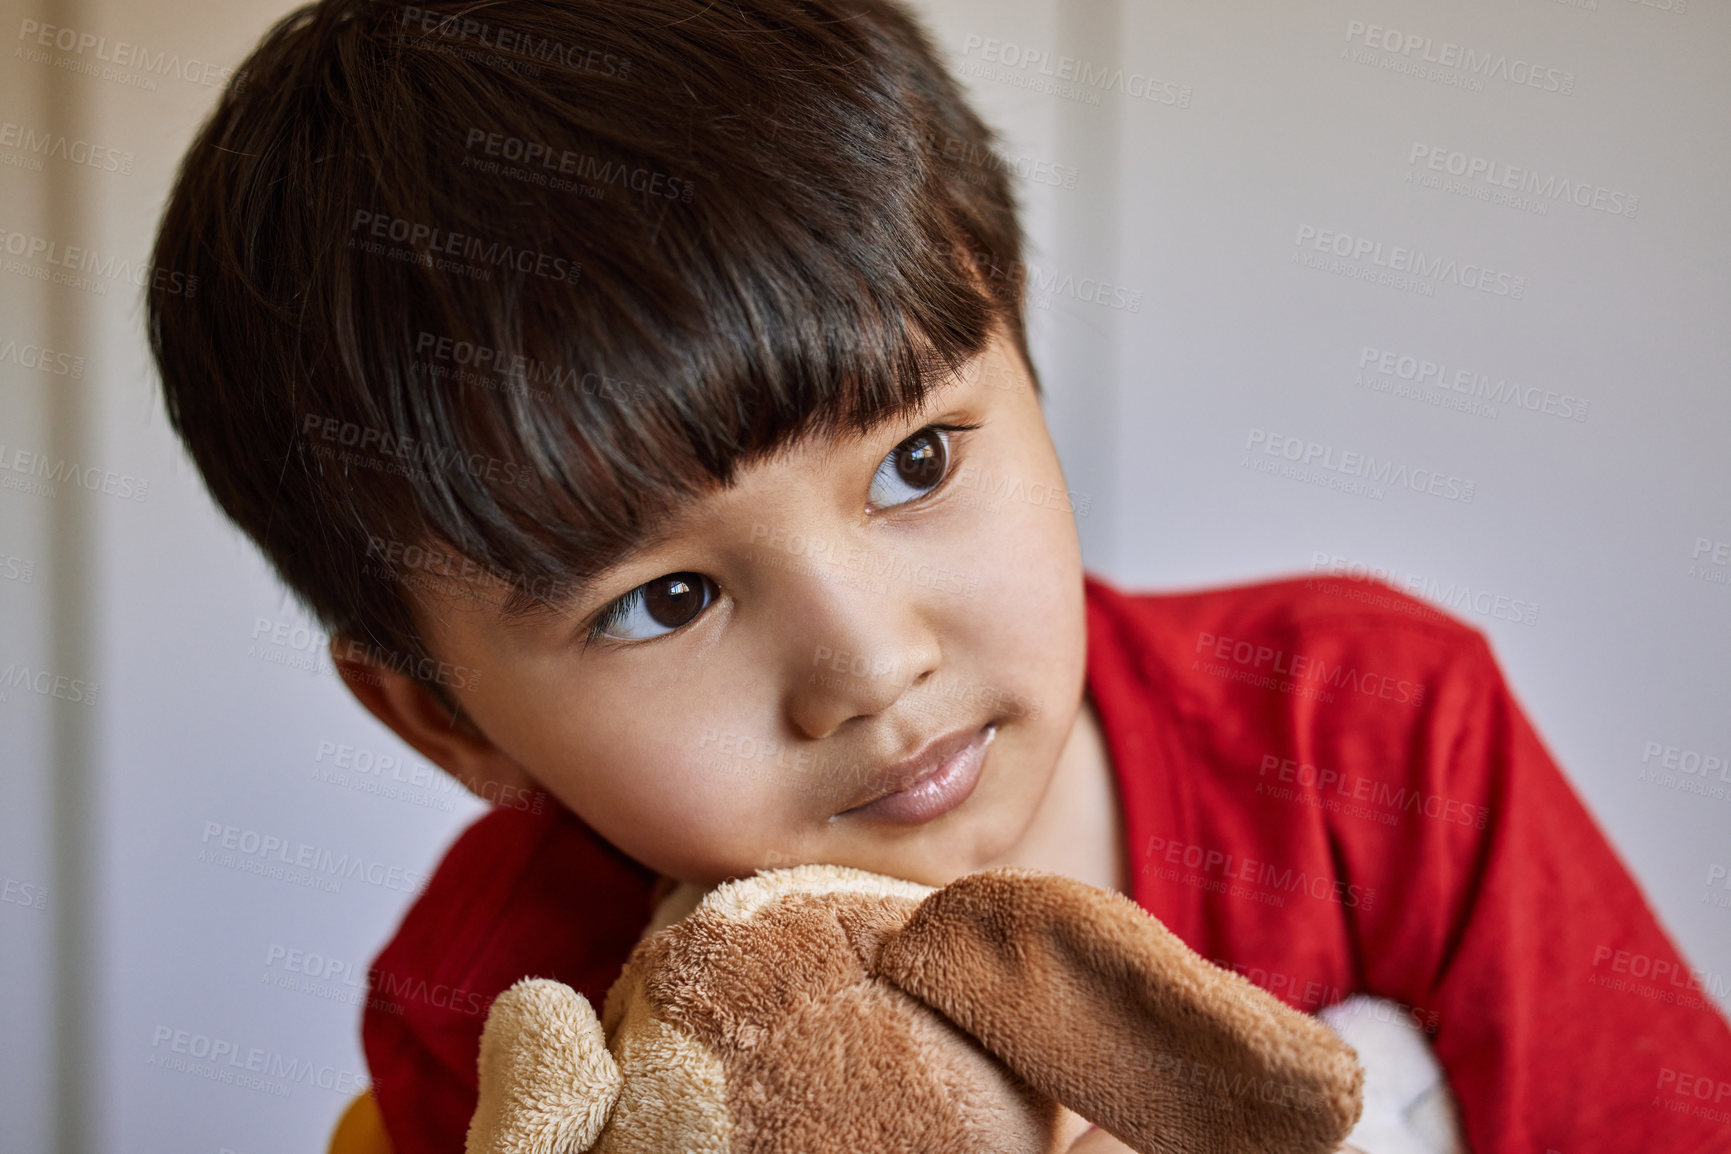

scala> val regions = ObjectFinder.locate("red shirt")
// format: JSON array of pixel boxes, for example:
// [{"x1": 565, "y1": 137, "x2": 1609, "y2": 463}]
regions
[{"x1": 362, "y1": 573, "x2": 1731, "y2": 1153}]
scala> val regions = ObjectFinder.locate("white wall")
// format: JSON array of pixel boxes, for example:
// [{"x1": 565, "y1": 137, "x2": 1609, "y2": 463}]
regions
[
  {"x1": 0, "y1": 0, "x2": 1724, "y2": 1150},
  {"x1": 2, "y1": 0, "x2": 488, "y2": 1149},
  {"x1": 929, "y1": 0, "x2": 1731, "y2": 1035},
  {"x1": 1, "y1": 6, "x2": 66, "y2": 1153}
]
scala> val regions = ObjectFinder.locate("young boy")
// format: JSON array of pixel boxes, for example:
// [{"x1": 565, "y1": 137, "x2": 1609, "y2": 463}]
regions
[{"x1": 147, "y1": 0, "x2": 1731, "y2": 1151}]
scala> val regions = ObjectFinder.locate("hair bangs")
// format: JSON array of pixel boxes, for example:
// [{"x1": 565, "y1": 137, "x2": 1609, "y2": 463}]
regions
[{"x1": 149, "y1": 0, "x2": 1030, "y2": 670}]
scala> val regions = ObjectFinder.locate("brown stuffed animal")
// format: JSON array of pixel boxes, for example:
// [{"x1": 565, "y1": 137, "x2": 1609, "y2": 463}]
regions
[{"x1": 464, "y1": 865, "x2": 1364, "y2": 1154}]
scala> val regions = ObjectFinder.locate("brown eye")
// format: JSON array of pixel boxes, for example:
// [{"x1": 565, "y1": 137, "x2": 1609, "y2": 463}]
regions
[
  {"x1": 643, "y1": 574, "x2": 708, "y2": 627},
  {"x1": 870, "y1": 427, "x2": 952, "y2": 508},
  {"x1": 594, "y1": 572, "x2": 715, "y2": 641}
]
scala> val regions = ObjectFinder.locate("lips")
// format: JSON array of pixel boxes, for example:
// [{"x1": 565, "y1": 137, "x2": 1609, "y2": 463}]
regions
[{"x1": 835, "y1": 723, "x2": 997, "y2": 825}]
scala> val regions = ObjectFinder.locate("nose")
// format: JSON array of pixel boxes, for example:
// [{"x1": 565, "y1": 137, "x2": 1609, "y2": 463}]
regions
[{"x1": 778, "y1": 571, "x2": 943, "y2": 741}]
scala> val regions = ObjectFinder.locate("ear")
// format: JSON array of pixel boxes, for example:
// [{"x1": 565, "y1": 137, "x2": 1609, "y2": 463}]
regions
[
  {"x1": 329, "y1": 634, "x2": 537, "y2": 804},
  {"x1": 466, "y1": 979, "x2": 623, "y2": 1154},
  {"x1": 873, "y1": 868, "x2": 1363, "y2": 1154}
]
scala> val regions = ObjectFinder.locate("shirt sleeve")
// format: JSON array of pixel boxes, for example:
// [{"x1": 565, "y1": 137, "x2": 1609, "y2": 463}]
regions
[
  {"x1": 362, "y1": 1006, "x2": 478, "y2": 1154},
  {"x1": 1344, "y1": 631, "x2": 1731, "y2": 1154}
]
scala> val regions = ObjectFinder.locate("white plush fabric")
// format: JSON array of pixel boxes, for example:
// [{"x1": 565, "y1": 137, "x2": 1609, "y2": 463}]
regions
[{"x1": 1317, "y1": 996, "x2": 1465, "y2": 1154}]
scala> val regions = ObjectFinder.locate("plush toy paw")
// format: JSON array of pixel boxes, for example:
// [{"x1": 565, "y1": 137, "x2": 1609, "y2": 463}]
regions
[{"x1": 467, "y1": 979, "x2": 623, "y2": 1154}]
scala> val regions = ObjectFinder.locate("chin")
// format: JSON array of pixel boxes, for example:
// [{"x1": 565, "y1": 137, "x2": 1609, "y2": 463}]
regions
[{"x1": 917, "y1": 806, "x2": 1036, "y2": 886}]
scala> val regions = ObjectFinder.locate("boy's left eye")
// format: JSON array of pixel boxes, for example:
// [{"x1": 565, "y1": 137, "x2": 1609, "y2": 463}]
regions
[
  {"x1": 591, "y1": 572, "x2": 717, "y2": 642},
  {"x1": 868, "y1": 425, "x2": 969, "y2": 510}
]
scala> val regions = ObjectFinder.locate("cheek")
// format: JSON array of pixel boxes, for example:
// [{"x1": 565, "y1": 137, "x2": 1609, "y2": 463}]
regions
[
  {"x1": 963, "y1": 393, "x2": 1081, "y2": 590},
  {"x1": 958, "y1": 474, "x2": 1081, "y2": 634},
  {"x1": 982, "y1": 556, "x2": 1086, "y2": 711},
  {"x1": 498, "y1": 663, "x2": 801, "y2": 872},
  {"x1": 931, "y1": 540, "x2": 1082, "y2": 737},
  {"x1": 942, "y1": 446, "x2": 1085, "y2": 716}
]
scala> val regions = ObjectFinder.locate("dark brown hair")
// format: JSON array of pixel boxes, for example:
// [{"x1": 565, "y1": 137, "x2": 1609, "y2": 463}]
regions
[{"x1": 147, "y1": 0, "x2": 1031, "y2": 679}]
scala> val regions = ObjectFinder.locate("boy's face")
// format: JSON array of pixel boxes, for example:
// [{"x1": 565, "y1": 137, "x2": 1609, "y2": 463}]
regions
[{"x1": 400, "y1": 330, "x2": 1089, "y2": 888}]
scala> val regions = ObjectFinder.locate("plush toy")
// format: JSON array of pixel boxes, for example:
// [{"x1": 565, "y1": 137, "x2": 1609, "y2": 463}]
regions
[{"x1": 464, "y1": 865, "x2": 1365, "y2": 1154}]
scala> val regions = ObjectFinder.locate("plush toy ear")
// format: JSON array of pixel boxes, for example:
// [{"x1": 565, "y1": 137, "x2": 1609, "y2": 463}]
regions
[
  {"x1": 466, "y1": 978, "x2": 624, "y2": 1154},
  {"x1": 873, "y1": 868, "x2": 1363, "y2": 1154}
]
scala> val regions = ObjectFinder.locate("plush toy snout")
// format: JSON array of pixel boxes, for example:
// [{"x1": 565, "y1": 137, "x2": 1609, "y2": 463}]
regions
[{"x1": 466, "y1": 865, "x2": 1364, "y2": 1154}]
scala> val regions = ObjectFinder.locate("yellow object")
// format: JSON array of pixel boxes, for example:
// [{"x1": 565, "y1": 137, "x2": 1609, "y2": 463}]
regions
[{"x1": 328, "y1": 1089, "x2": 393, "y2": 1154}]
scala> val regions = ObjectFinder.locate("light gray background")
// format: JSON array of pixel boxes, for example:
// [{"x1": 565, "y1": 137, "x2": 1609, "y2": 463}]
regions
[{"x1": 2, "y1": 0, "x2": 1726, "y2": 1149}]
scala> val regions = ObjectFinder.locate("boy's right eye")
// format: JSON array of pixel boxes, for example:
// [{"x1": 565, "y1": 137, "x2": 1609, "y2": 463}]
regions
[{"x1": 590, "y1": 572, "x2": 717, "y2": 643}]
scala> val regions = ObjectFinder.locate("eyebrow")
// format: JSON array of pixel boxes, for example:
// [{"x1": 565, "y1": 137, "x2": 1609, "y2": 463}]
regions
[{"x1": 495, "y1": 579, "x2": 592, "y2": 628}]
